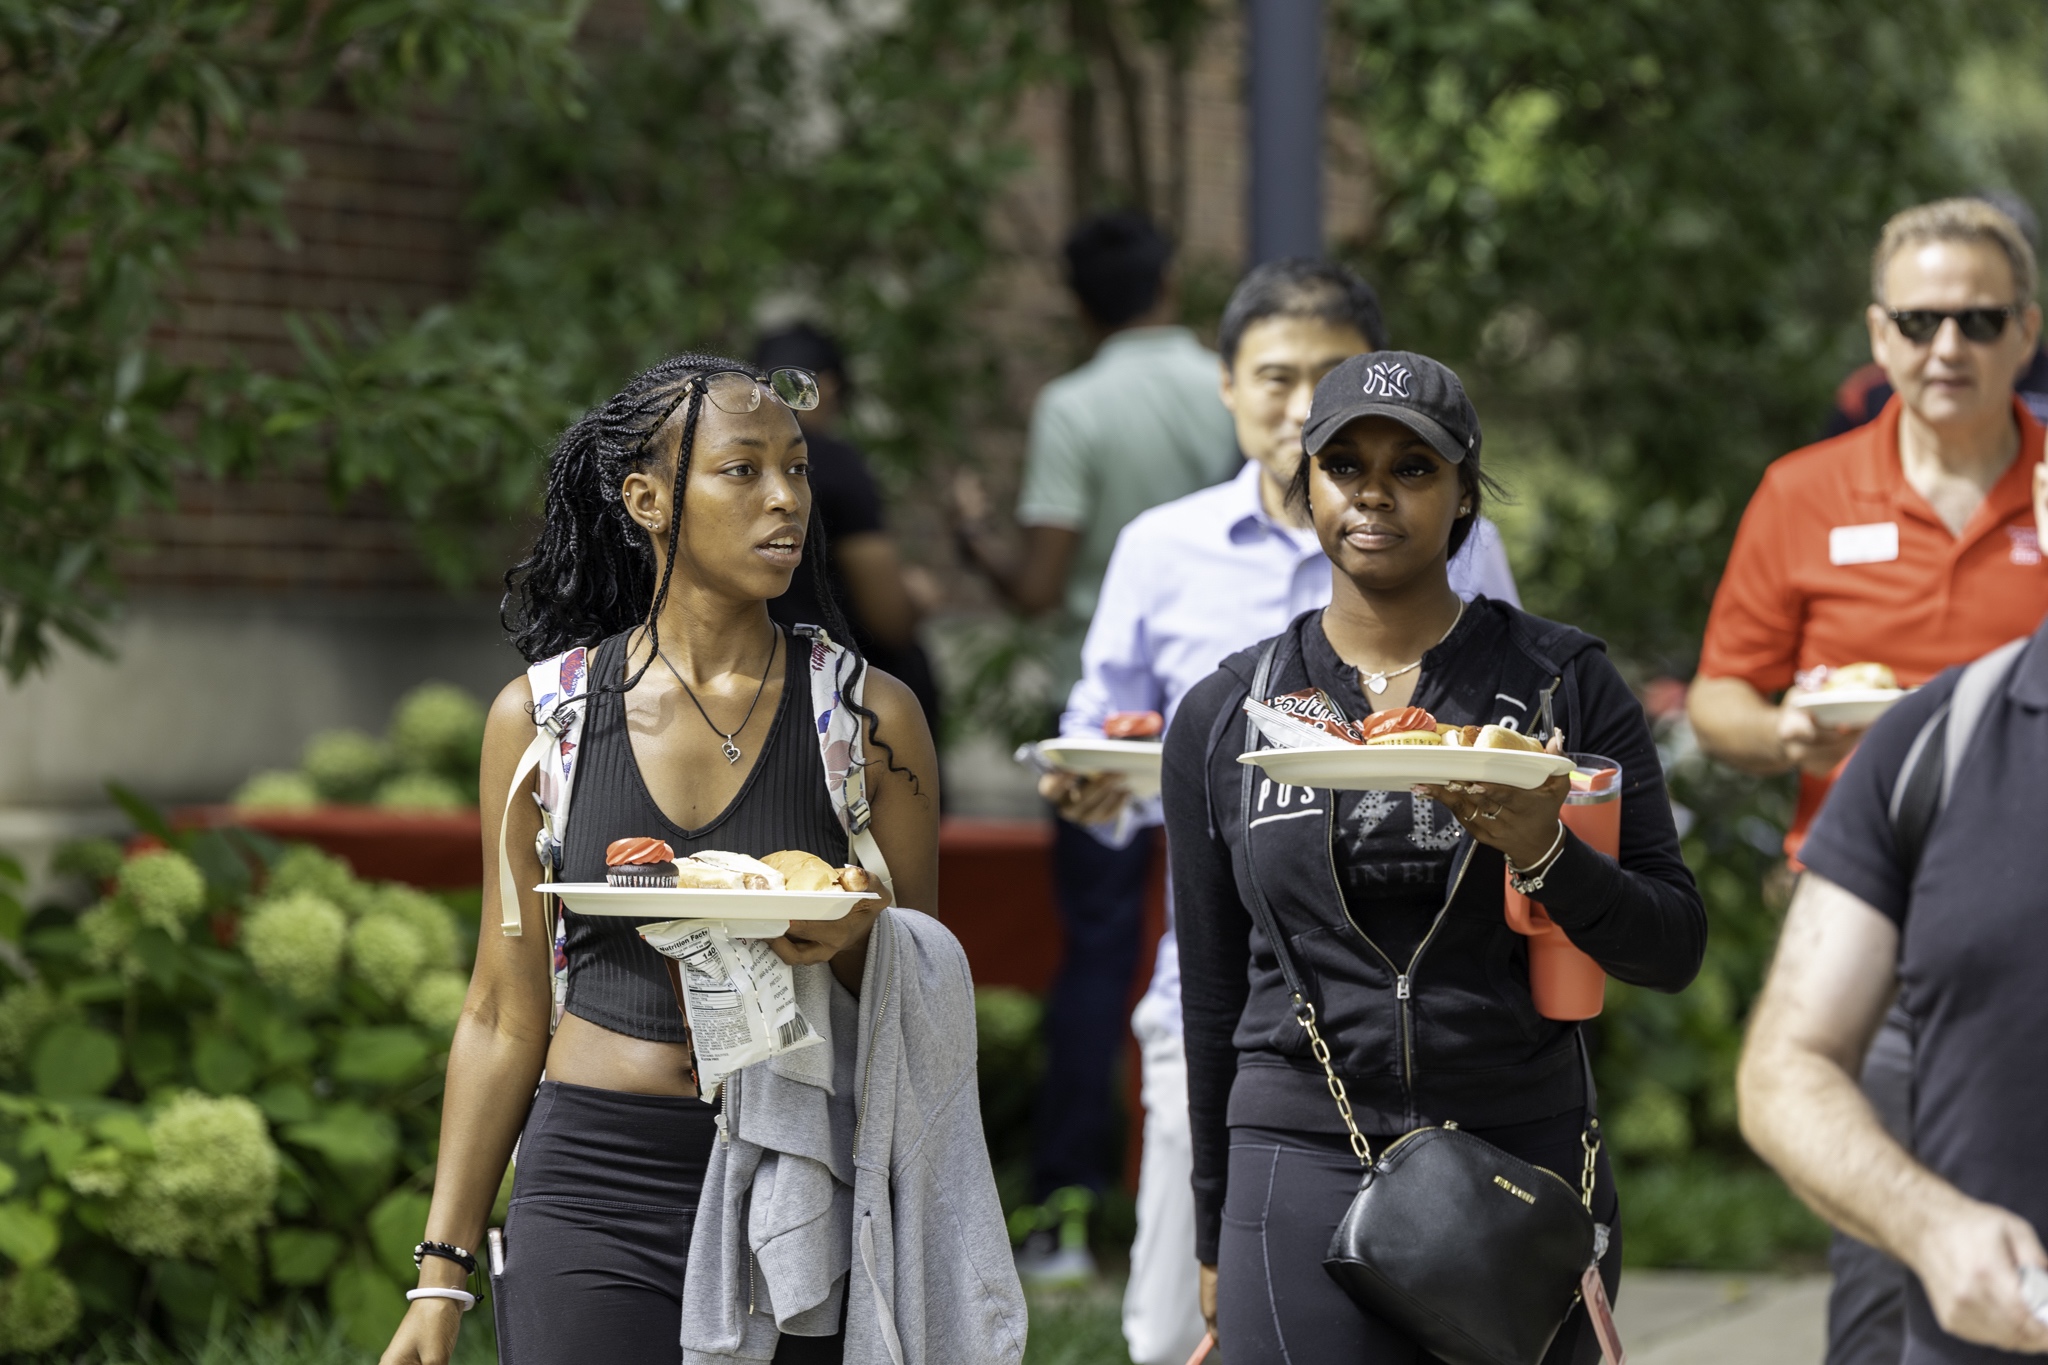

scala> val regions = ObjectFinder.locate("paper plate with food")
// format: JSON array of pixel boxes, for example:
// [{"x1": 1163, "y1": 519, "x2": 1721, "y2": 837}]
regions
[
  {"x1": 1035, "y1": 711, "x2": 1167, "y2": 795},
  {"x1": 1237, "y1": 692, "x2": 1573, "y2": 792},
  {"x1": 1785, "y1": 662, "x2": 1909, "y2": 728},
  {"x1": 544, "y1": 840, "x2": 876, "y2": 930}
]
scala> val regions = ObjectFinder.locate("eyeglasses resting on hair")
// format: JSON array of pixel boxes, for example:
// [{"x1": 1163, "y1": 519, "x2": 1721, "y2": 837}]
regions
[
  {"x1": 638, "y1": 368, "x2": 823, "y2": 455},
  {"x1": 1886, "y1": 306, "x2": 2021, "y2": 345},
  {"x1": 695, "y1": 367, "x2": 821, "y2": 415}
]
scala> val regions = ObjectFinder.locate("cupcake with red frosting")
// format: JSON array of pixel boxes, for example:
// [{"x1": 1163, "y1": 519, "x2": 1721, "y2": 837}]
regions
[{"x1": 605, "y1": 838, "x2": 679, "y2": 887}]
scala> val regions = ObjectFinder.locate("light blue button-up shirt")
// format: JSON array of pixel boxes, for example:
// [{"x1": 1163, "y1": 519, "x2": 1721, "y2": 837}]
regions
[{"x1": 1057, "y1": 457, "x2": 1521, "y2": 1018}]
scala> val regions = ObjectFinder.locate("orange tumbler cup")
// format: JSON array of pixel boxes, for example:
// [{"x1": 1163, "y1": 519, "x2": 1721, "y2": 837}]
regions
[{"x1": 1502, "y1": 756, "x2": 1620, "y2": 1020}]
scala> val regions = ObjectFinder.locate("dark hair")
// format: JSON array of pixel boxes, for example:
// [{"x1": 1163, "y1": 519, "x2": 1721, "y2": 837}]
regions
[
  {"x1": 1219, "y1": 258, "x2": 1388, "y2": 365},
  {"x1": 502, "y1": 353, "x2": 919, "y2": 785},
  {"x1": 1062, "y1": 211, "x2": 1173, "y2": 328},
  {"x1": 755, "y1": 322, "x2": 846, "y2": 389},
  {"x1": 1286, "y1": 421, "x2": 1504, "y2": 561}
]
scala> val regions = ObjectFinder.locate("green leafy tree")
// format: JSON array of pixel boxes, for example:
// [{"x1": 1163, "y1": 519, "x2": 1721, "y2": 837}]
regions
[
  {"x1": 241, "y1": 0, "x2": 1061, "y2": 587},
  {"x1": 1332, "y1": 0, "x2": 2010, "y2": 664},
  {"x1": 0, "y1": 0, "x2": 582, "y2": 680}
]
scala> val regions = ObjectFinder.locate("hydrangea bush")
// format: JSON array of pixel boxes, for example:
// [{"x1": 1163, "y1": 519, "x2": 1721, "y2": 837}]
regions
[
  {"x1": 0, "y1": 833, "x2": 482, "y2": 1354},
  {"x1": 235, "y1": 684, "x2": 487, "y2": 814}
]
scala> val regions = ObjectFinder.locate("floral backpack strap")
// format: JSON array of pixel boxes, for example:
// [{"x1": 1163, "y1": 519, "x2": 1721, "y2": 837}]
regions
[
  {"x1": 495, "y1": 647, "x2": 592, "y2": 1029},
  {"x1": 794, "y1": 626, "x2": 896, "y2": 901}
]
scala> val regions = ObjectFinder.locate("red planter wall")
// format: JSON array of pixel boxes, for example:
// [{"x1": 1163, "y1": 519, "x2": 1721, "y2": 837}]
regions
[{"x1": 175, "y1": 806, "x2": 483, "y2": 887}]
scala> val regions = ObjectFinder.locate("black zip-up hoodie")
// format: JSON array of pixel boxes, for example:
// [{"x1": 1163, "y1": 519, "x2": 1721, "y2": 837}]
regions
[{"x1": 1165, "y1": 601, "x2": 1705, "y2": 1263}]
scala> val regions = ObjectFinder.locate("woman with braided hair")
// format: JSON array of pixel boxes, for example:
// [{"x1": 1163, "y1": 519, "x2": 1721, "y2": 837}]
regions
[{"x1": 380, "y1": 354, "x2": 961, "y2": 1365}]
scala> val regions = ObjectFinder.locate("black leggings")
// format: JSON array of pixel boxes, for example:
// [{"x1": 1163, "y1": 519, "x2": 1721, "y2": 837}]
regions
[
  {"x1": 1217, "y1": 1112, "x2": 1621, "y2": 1365},
  {"x1": 496, "y1": 1081, "x2": 843, "y2": 1365}
]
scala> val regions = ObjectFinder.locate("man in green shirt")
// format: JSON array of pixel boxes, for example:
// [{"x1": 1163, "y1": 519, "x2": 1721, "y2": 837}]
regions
[
  {"x1": 957, "y1": 212, "x2": 1241, "y2": 692},
  {"x1": 954, "y1": 211, "x2": 1238, "y2": 1281}
]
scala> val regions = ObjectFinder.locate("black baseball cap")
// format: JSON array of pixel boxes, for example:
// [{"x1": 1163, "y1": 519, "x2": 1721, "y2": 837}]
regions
[{"x1": 1302, "y1": 351, "x2": 1481, "y2": 465}]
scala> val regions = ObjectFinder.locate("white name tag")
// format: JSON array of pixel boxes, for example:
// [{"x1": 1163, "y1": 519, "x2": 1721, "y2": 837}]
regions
[{"x1": 1829, "y1": 522, "x2": 1899, "y2": 566}]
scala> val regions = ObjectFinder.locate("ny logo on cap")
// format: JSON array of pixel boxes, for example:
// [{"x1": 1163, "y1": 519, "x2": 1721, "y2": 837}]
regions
[{"x1": 1361, "y1": 361, "x2": 1412, "y2": 399}]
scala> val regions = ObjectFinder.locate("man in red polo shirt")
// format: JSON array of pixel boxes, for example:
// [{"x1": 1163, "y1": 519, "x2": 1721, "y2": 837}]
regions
[
  {"x1": 1693, "y1": 197, "x2": 2048, "y2": 859},
  {"x1": 1692, "y1": 197, "x2": 2048, "y2": 1365}
]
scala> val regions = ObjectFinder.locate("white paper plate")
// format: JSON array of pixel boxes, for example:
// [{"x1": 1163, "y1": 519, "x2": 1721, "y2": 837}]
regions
[
  {"x1": 541, "y1": 884, "x2": 866, "y2": 931},
  {"x1": 1786, "y1": 688, "x2": 1907, "y2": 728},
  {"x1": 1035, "y1": 738, "x2": 1165, "y2": 795},
  {"x1": 1239, "y1": 745, "x2": 1573, "y2": 792}
]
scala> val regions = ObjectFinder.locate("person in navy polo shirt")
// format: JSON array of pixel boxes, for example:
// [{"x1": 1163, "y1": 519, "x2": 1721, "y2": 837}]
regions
[{"x1": 1739, "y1": 463, "x2": 2048, "y2": 1363}]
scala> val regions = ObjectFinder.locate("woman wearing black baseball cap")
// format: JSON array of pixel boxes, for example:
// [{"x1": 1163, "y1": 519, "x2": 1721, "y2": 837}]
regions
[{"x1": 1163, "y1": 352, "x2": 1705, "y2": 1362}]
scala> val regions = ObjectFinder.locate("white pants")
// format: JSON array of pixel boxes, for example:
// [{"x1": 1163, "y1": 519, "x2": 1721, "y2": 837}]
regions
[{"x1": 1122, "y1": 990, "x2": 1206, "y2": 1365}]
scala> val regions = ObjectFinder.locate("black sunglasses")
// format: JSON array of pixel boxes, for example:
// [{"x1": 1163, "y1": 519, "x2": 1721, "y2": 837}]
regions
[{"x1": 1886, "y1": 306, "x2": 2018, "y2": 345}]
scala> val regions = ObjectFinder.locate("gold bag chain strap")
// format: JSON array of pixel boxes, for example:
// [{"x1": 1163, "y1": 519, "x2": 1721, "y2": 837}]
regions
[
  {"x1": 1294, "y1": 993, "x2": 1599, "y2": 1213},
  {"x1": 1295, "y1": 996, "x2": 1373, "y2": 1166}
]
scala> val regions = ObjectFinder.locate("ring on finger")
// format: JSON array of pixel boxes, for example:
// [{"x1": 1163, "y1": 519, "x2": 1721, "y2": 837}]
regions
[{"x1": 1481, "y1": 805, "x2": 1503, "y2": 821}]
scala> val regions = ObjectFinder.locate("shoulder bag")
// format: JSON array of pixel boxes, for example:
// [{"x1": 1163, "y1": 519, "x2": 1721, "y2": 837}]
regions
[{"x1": 1237, "y1": 633, "x2": 1606, "y2": 1365}]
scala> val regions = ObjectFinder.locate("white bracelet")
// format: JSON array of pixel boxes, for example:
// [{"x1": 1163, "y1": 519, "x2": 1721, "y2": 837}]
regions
[{"x1": 407, "y1": 1287, "x2": 477, "y2": 1312}]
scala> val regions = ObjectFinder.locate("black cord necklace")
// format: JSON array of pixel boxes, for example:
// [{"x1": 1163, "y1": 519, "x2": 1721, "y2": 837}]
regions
[{"x1": 658, "y1": 625, "x2": 780, "y2": 765}]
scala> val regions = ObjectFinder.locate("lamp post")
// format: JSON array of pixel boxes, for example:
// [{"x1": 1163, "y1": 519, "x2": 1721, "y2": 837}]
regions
[{"x1": 1245, "y1": 0, "x2": 1323, "y2": 265}]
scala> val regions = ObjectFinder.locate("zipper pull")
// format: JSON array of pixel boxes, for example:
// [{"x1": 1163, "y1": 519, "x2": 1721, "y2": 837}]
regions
[{"x1": 1396, "y1": 975, "x2": 1411, "y2": 1000}]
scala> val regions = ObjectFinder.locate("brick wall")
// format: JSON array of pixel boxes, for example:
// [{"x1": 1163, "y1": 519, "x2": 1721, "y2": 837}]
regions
[
  {"x1": 154, "y1": 101, "x2": 473, "y2": 377},
  {"x1": 122, "y1": 92, "x2": 475, "y2": 593}
]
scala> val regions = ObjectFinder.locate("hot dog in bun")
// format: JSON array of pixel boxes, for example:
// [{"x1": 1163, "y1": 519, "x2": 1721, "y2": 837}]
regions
[{"x1": 1473, "y1": 724, "x2": 1546, "y2": 753}]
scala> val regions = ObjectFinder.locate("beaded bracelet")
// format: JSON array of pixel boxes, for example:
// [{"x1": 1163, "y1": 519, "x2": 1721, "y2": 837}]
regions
[{"x1": 413, "y1": 1240, "x2": 477, "y2": 1276}]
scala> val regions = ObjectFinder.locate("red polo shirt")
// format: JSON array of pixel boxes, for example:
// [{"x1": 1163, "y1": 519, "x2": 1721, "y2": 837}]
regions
[{"x1": 1698, "y1": 395, "x2": 2048, "y2": 856}]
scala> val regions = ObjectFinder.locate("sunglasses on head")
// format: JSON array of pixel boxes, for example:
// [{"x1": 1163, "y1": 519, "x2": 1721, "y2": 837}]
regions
[
  {"x1": 1886, "y1": 306, "x2": 2018, "y2": 345},
  {"x1": 696, "y1": 367, "x2": 821, "y2": 414},
  {"x1": 633, "y1": 367, "x2": 822, "y2": 460}
]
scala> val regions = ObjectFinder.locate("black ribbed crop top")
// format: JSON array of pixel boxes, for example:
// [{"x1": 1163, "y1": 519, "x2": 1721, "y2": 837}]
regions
[{"x1": 557, "y1": 632, "x2": 848, "y2": 1042}]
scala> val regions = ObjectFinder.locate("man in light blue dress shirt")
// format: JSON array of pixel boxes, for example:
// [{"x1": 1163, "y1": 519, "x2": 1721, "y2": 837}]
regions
[{"x1": 1042, "y1": 260, "x2": 1519, "y2": 1361}]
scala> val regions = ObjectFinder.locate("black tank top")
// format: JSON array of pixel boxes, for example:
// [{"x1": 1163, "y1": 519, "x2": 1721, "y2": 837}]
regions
[{"x1": 558, "y1": 631, "x2": 848, "y2": 1042}]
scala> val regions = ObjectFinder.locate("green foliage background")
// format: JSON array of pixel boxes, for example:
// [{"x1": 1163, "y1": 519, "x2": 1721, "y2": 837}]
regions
[
  {"x1": 0, "y1": 826, "x2": 487, "y2": 1356},
  {"x1": 0, "y1": 0, "x2": 583, "y2": 680},
  {"x1": 179, "y1": 0, "x2": 1059, "y2": 602},
  {"x1": 12, "y1": 0, "x2": 2048, "y2": 1339},
  {"x1": 1333, "y1": 0, "x2": 2019, "y2": 663}
]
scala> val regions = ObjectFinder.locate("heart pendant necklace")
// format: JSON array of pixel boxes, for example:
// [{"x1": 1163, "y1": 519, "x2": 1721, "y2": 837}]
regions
[
  {"x1": 1358, "y1": 601, "x2": 1466, "y2": 697},
  {"x1": 1360, "y1": 661, "x2": 1420, "y2": 695},
  {"x1": 660, "y1": 625, "x2": 779, "y2": 765}
]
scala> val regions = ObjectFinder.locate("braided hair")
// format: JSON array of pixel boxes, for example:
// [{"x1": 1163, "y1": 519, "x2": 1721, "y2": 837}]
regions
[{"x1": 502, "y1": 352, "x2": 918, "y2": 787}]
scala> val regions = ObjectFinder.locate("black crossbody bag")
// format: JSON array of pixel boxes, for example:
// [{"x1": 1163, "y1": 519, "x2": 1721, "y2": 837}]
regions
[{"x1": 1236, "y1": 636, "x2": 1605, "y2": 1365}]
